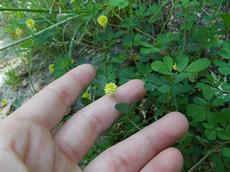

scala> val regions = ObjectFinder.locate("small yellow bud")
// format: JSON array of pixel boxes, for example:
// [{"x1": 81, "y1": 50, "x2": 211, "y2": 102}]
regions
[
  {"x1": 49, "y1": 64, "x2": 55, "y2": 73},
  {"x1": 172, "y1": 63, "x2": 177, "y2": 71},
  {"x1": 104, "y1": 82, "x2": 118, "y2": 95},
  {"x1": 15, "y1": 27, "x2": 23, "y2": 38},
  {"x1": 97, "y1": 15, "x2": 108, "y2": 28},
  {"x1": 1, "y1": 99, "x2": 8, "y2": 107},
  {"x1": 82, "y1": 92, "x2": 91, "y2": 100},
  {"x1": 26, "y1": 18, "x2": 35, "y2": 29}
]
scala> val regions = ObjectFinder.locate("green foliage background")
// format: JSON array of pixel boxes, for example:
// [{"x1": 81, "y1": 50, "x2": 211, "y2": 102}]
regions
[{"x1": 0, "y1": 0, "x2": 230, "y2": 171}]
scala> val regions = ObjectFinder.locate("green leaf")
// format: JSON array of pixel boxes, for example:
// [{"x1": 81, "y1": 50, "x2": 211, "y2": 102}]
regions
[
  {"x1": 158, "y1": 85, "x2": 171, "y2": 94},
  {"x1": 109, "y1": 0, "x2": 129, "y2": 9},
  {"x1": 218, "y1": 130, "x2": 230, "y2": 140},
  {"x1": 220, "y1": 13, "x2": 230, "y2": 29},
  {"x1": 203, "y1": 123, "x2": 215, "y2": 129},
  {"x1": 187, "y1": 104, "x2": 207, "y2": 122},
  {"x1": 140, "y1": 47, "x2": 160, "y2": 54},
  {"x1": 197, "y1": 83, "x2": 217, "y2": 101},
  {"x1": 115, "y1": 103, "x2": 129, "y2": 114},
  {"x1": 218, "y1": 42, "x2": 230, "y2": 59},
  {"x1": 175, "y1": 55, "x2": 189, "y2": 72},
  {"x1": 218, "y1": 67, "x2": 230, "y2": 75},
  {"x1": 205, "y1": 129, "x2": 217, "y2": 141},
  {"x1": 140, "y1": 42, "x2": 160, "y2": 54},
  {"x1": 96, "y1": 75, "x2": 107, "y2": 88},
  {"x1": 185, "y1": 58, "x2": 210, "y2": 73},
  {"x1": 175, "y1": 72, "x2": 193, "y2": 83},
  {"x1": 151, "y1": 61, "x2": 170, "y2": 74},
  {"x1": 222, "y1": 147, "x2": 230, "y2": 158},
  {"x1": 163, "y1": 56, "x2": 173, "y2": 72}
]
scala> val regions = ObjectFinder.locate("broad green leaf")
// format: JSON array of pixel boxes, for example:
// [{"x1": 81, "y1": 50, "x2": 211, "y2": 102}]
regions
[
  {"x1": 172, "y1": 83, "x2": 192, "y2": 96},
  {"x1": 187, "y1": 104, "x2": 207, "y2": 122},
  {"x1": 218, "y1": 42, "x2": 230, "y2": 59},
  {"x1": 140, "y1": 47, "x2": 160, "y2": 54},
  {"x1": 175, "y1": 55, "x2": 189, "y2": 72},
  {"x1": 218, "y1": 67, "x2": 230, "y2": 75},
  {"x1": 205, "y1": 129, "x2": 217, "y2": 141},
  {"x1": 156, "y1": 32, "x2": 175, "y2": 49},
  {"x1": 213, "y1": 59, "x2": 228, "y2": 67},
  {"x1": 151, "y1": 61, "x2": 170, "y2": 74},
  {"x1": 158, "y1": 85, "x2": 171, "y2": 94},
  {"x1": 193, "y1": 97, "x2": 208, "y2": 106},
  {"x1": 140, "y1": 42, "x2": 160, "y2": 54},
  {"x1": 211, "y1": 98, "x2": 225, "y2": 107},
  {"x1": 133, "y1": 34, "x2": 143, "y2": 46},
  {"x1": 222, "y1": 147, "x2": 230, "y2": 158},
  {"x1": 96, "y1": 75, "x2": 107, "y2": 88},
  {"x1": 207, "y1": 108, "x2": 230, "y2": 124},
  {"x1": 163, "y1": 56, "x2": 173, "y2": 72},
  {"x1": 220, "y1": 13, "x2": 230, "y2": 29},
  {"x1": 141, "y1": 42, "x2": 154, "y2": 48},
  {"x1": 203, "y1": 123, "x2": 215, "y2": 129},
  {"x1": 185, "y1": 58, "x2": 210, "y2": 73},
  {"x1": 115, "y1": 103, "x2": 129, "y2": 114},
  {"x1": 108, "y1": 0, "x2": 129, "y2": 9},
  {"x1": 120, "y1": 17, "x2": 139, "y2": 28},
  {"x1": 197, "y1": 83, "x2": 217, "y2": 101},
  {"x1": 175, "y1": 72, "x2": 193, "y2": 83},
  {"x1": 218, "y1": 130, "x2": 230, "y2": 140}
]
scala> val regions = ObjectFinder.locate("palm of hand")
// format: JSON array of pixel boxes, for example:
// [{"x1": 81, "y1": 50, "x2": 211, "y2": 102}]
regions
[{"x1": 0, "y1": 64, "x2": 188, "y2": 172}]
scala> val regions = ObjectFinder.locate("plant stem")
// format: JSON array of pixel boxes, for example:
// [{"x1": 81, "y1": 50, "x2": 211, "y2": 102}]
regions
[
  {"x1": 188, "y1": 141, "x2": 229, "y2": 172},
  {"x1": 28, "y1": 48, "x2": 36, "y2": 94},
  {"x1": 160, "y1": 0, "x2": 175, "y2": 33},
  {"x1": 111, "y1": 10, "x2": 155, "y2": 41},
  {"x1": 0, "y1": 15, "x2": 79, "y2": 52},
  {"x1": 0, "y1": 8, "x2": 79, "y2": 13},
  {"x1": 128, "y1": 117, "x2": 141, "y2": 130}
]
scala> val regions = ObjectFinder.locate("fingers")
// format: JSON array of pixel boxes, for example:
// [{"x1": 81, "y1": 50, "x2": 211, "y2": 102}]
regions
[
  {"x1": 84, "y1": 112, "x2": 188, "y2": 172},
  {"x1": 140, "y1": 147, "x2": 184, "y2": 172},
  {"x1": 54, "y1": 80, "x2": 146, "y2": 163},
  {"x1": 11, "y1": 64, "x2": 96, "y2": 129}
]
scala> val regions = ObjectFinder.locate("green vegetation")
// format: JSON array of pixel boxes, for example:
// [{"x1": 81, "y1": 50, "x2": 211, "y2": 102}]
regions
[
  {"x1": 0, "y1": 0, "x2": 230, "y2": 171},
  {"x1": 4, "y1": 68, "x2": 21, "y2": 88}
]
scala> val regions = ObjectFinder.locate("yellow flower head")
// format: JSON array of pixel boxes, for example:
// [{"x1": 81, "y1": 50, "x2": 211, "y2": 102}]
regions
[
  {"x1": 104, "y1": 82, "x2": 118, "y2": 95},
  {"x1": 1, "y1": 99, "x2": 8, "y2": 107},
  {"x1": 26, "y1": 18, "x2": 35, "y2": 29},
  {"x1": 172, "y1": 63, "x2": 177, "y2": 71},
  {"x1": 49, "y1": 64, "x2": 55, "y2": 73},
  {"x1": 82, "y1": 91, "x2": 91, "y2": 100},
  {"x1": 15, "y1": 27, "x2": 23, "y2": 38},
  {"x1": 97, "y1": 15, "x2": 108, "y2": 28}
]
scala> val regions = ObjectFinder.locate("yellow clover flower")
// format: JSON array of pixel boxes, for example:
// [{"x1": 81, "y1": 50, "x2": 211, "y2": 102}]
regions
[
  {"x1": 15, "y1": 27, "x2": 23, "y2": 38},
  {"x1": 1, "y1": 99, "x2": 8, "y2": 107},
  {"x1": 49, "y1": 64, "x2": 55, "y2": 73},
  {"x1": 97, "y1": 15, "x2": 108, "y2": 29},
  {"x1": 104, "y1": 82, "x2": 118, "y2": 95},
  {"x1": 82, "y1": 91, "x2": 91, "y2": 100},
  {"x1": 172, "y1": 63, "x2": 177, "y2": 71},
  {"x1": 26, "y1": 18, "x2": 35, "y2": 29}
]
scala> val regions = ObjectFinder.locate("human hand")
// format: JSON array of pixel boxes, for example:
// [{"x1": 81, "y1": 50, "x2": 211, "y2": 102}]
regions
[{"x1": 0, "y1": 64, "x2": 188, "y2": 172}]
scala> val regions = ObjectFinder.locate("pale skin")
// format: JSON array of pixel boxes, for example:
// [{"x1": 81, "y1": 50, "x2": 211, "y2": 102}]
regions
[{"x1": 0, "y1": 64, "x2": 188, "y2": 172}]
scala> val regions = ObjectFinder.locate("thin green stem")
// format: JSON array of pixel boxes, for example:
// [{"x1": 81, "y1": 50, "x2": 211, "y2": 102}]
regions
[
  {"x1": 0, "y1": 8, "x2": 78, "y2": 13},
  {"x1": 0, "y1": 15, "x2": 79, "y2": 51},
  {"x1": 128, "y1": 117, "x2": 141, "y2": 130},
  {"x1": 188, "y1": 141, "x2": 229, "y2": 172},
  {"x1": 28, "y1": 48, "x2": 36, "y2": 94},
  {"x1": 160, "y1": 0, "x2": 175, "y2": 34},
  {"x1": 111, "y1": 10, "x2": 155, "y2": 41}
]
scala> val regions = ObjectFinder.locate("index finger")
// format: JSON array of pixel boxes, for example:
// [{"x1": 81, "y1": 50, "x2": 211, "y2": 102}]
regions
[{"x1": 10, "y1": 64, "x2": 96, "y2": 129}]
